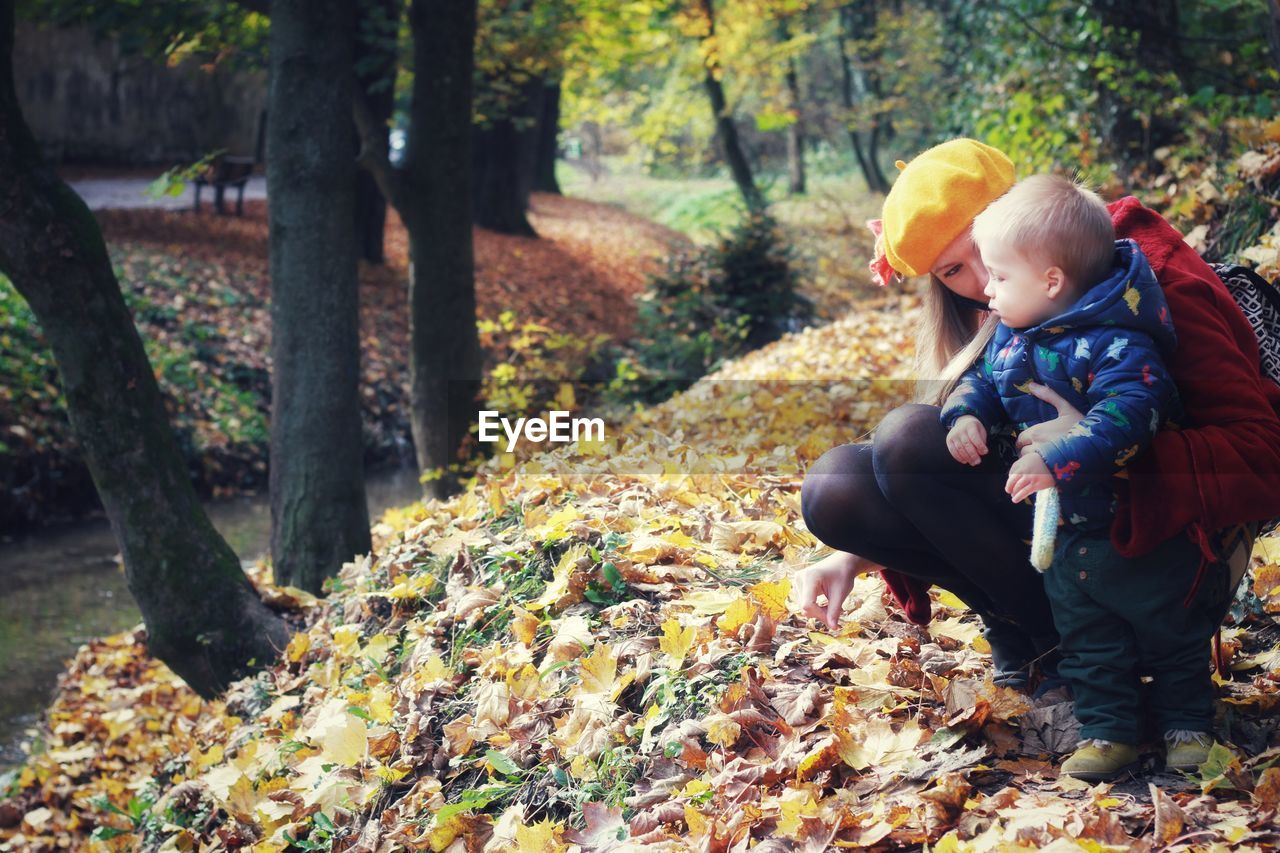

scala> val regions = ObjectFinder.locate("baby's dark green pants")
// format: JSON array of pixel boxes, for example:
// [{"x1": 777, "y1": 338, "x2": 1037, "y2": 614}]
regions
[{"x1": 1044, "y1": 530, "x2": 1230, "y2": 744}]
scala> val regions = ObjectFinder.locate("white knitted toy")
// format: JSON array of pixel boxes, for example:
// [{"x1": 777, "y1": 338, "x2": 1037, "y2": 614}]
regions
[{"x1": 1030, "y1": 488, "x2": 1059, "y2": 573}]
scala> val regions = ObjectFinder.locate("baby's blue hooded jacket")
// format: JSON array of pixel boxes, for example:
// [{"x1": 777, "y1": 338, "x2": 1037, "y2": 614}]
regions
[{"x1": 940, "y1": 240, "x2": 1179, "y2": 530}]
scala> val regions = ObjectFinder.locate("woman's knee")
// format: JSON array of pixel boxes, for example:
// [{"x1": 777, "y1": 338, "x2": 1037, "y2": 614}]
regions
[
  {"x1": 872, "y1": 403, "x2": 948, "y2": 479},
  {"x1": 801, "y1": 444, "x2": 873, "y2": 547}
]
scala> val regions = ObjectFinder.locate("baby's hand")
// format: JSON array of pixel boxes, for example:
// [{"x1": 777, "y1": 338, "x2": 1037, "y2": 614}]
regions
[
  {"x1": 947, "y1": 415, "x2": 988, "y2": 466},
  {"x1": 1006, "y1": 453, "x2": 1054, "y2": 503}
]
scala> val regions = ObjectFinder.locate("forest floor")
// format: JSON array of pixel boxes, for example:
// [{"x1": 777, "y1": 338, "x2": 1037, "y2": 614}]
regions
[
  {"x1": 4, "y1": 288, "x2": 1280, "y2": 851},
  {"x1": 0, "y1": 194, "x2": 687, "y2": 533}
]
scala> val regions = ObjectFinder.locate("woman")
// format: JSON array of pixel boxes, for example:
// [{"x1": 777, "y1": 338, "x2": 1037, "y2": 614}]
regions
[{"x1": 796, "y1": 139, "x2": 1280, "y2": 691}]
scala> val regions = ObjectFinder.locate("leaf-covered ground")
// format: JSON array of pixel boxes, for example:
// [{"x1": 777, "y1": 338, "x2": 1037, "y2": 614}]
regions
[
  {"x1": 0, "y1": 194, "x2": 683, "y2": 531},
  {"x1": 4, "y1": 293, "x2": 1280, "y2": 852}
]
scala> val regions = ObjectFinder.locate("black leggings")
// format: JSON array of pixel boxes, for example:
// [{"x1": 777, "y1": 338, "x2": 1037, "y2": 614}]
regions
[{"x1": 800, "y1": 403, "x2": 1056, "y2": 631}]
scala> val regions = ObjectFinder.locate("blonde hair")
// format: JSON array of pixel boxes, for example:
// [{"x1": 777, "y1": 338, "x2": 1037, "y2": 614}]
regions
[
  {"x1": 971, "y1": 173, "x2": 1115, "y2": 289},
  {"x1": 913, "y1": 275, "x2": 999, "y2": 404}
]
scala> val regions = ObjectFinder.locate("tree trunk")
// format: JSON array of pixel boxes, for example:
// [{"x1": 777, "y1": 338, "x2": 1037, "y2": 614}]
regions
[
  {"x1": 351, "y1": 0, "x2": 400, "y2": 263},
  {"x1": 533, "y1": 79, "x2": 562, "y2": 194},
  {"x1": 777, "y1": 18, "x2": 806, "y2": 196},
  {"x1": 699, "y1": 0, "x2": 766, "y2": 212},
  {"x1": 1090, "y1": 0, "x2": 1184, "y2": 171},
  {"x1": 404, "y1": 0, "x2": 482, "y2": 493},
  {"x1": 837, "y1": 3, "x2": 890, "y2": 194},
  {"x1": 354, "y1": 168, "x2": 387, "y2": 264},
  {"x1": 472, "y1": 78, "x2": 538, "y2": 237},
  {"x1": 0, "y1": 2, "x2": 289, "y2": 698},
  {"x1": 267, "y1": 0, "x2": 371, "y2": 593}
]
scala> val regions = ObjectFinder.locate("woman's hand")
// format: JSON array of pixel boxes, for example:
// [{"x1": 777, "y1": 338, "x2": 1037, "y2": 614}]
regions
[
  {"x1": 1016, "y1": 383, "x2": 1085, "y2": 456},
  {"x1": 795, "y1": 551, "x2": 879, "y2": 631}
]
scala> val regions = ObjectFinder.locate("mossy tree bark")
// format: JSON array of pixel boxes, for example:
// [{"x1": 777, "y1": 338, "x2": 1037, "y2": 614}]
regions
[
  {"x1": 0, "y1": 0, "x2": 289, "y2": 698},
  {"x1": 355, "y1": 0, "x2": 481, "y2": 497},
  {"x1": 267, "y1": 0, "x2": 372, "y2": 593}
]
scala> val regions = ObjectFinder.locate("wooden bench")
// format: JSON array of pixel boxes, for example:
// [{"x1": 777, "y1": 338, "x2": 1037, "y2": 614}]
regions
[{"x1": 193, "y1": 155, "x2": 255, "y2": 215}]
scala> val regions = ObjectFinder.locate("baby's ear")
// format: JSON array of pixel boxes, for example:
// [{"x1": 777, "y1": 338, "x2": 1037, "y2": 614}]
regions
[{"x1": 1044, "y1": 266, "x2": 1068, "y2": 299}]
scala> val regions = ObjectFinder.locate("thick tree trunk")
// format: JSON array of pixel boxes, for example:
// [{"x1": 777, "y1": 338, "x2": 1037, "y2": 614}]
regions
[
  {"x1": 404, "y1": 0, "x2": 482, "y2": 493},
  {"x1": 777, "y1": 18, "x2": 806, "y2": 196},
  {"x1": 699, "y1": 0, "x2": 765, "y2": 212},
  {"x1": 533, "y1": 80, "x2": 562, "y2": 195},
  {"x1": 0, "y1": 3, "x2": 288, "y2": 698},
  {"x1": 472, "y1": 76, "x2": 538, "y2": 237},
  {"x1": 267, "y1": 0, "x2": 371, "y2": 593}
]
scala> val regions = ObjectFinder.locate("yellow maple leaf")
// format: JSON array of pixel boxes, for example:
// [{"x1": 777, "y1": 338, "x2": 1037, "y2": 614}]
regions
[
  {"x1": 506, "y1": 664, "x2": 542, "y2": 700},
  {"x1": 527, "y1": 505, "x2": 580, "y2": 543},
  {"x1": 510, "y1": 606, "x2": 540, "y2": 646},
  {"x1": 285, "y1": 632, "x2": 311, "y2": 663},
  {"x1": 681, "y1": 587, "x2": 739, "y2": 615},
  {"x1": 748, "y1": 578, "x2": 791, "y2": 619},
  {"x1": 577, "y1": 643, "x2": 618, "y2": 695},
  {"x1": 568, "y1": 753, "x2": 598, "y2": 781},
  {"x1": 307, "y1": 699, "x2": 368, "y2": 767},
  {"x1": 529, "y1": 543, "x2": 589, "y2": 611},
  {"x1": 418, "y1": 653, "x2": 452, "y2": 684},
  {"x1": 363, "y1": 633, "x2": 394, "y2": 664},
  {"x1": 659, "y1": 618, "x2": 696, "y2": 666},
  {"x1": 684, "y1": 805, "x2": 709, "y2": 838},
  {"x1": 1252, "y1": 562, "x2": 1280, "y2": 603},
  {"x1": 663, "y1": 529, "x2": 698, "y2": 549},
  {"x1": 835, "y1": 715, "x2": 924, "y2": 771},
  {"x1": 515, "y1": 818, "x2": 566, "y2": 852},
  {"x1": 189, "y1": 744, "x2": 224, "y2": 773},
  {"x1": 680, "y1": 779, "x2": 712, "y2": 797},
  {"x1": 718, "y1": 597, "x2": 758, "y2": 635},
  {"x1": 703, "y1": 712, "x2": 742, "y2": 747},
  {"x1": 332, "y1": 624, "x2": 361, "y2": 657},
  {"x1": 776, "y1": 788, "x2": 820, "y2": 839},
  {"x1": 366, "y1": 684, "x2": 395, "y2": 724}
]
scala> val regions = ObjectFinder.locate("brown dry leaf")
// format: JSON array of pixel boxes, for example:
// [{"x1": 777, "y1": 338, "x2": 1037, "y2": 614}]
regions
[{"x1": 1151, "y1": 783, "x2": 1188, "y2": 847}]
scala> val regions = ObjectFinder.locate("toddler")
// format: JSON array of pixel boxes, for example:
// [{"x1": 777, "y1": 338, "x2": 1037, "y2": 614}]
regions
[{"x1": 941, "y1": 174, "x2": 1224, "y2": 780}]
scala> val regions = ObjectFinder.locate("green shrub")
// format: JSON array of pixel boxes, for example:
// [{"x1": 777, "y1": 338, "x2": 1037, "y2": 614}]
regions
[{"x1": 622, "y1": 212, "x2": 809, "y2": 402}]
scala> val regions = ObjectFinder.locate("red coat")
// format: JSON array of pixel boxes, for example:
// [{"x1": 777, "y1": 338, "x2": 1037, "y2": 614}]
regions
[{"x1": 882, "y1": 196, "x2": 1280, "y2": 625}]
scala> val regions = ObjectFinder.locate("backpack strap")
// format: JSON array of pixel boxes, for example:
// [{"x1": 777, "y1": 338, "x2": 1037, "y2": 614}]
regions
[{"x1": 1213, "y1": 262, "x2": 1280, "y2": 316}]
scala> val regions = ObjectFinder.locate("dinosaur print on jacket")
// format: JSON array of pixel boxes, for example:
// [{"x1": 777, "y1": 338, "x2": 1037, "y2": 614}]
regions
[{"x1": 941, "y1": 240, "x2": 1179, "y2": 532}]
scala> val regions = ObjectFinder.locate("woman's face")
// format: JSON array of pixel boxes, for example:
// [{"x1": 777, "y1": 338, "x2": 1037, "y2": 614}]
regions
[{"x1": 928, "y1": 229, "x2": 988, "y2": 303}]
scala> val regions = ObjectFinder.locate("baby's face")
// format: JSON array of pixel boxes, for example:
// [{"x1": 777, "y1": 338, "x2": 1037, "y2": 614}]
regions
[{"x1": 978, "y1": 242, "x2": 1061, "y2": 329}]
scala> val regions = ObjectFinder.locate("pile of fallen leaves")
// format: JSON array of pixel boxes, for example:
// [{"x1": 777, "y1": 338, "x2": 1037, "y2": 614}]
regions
[
  {"x1": 1148, "y1": 117, "x2": 1280, "y2": 279},
  {"x1": 0, "y1": 195, "x2": 681, "y2": 531},
  {"x1": 5, "y1": 294, "x2": 1280, "y2": 852}
]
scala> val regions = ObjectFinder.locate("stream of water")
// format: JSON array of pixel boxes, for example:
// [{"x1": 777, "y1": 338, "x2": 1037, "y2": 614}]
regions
[{"x1": 0, "y1": 467, "x2": 423, "y2": 770}]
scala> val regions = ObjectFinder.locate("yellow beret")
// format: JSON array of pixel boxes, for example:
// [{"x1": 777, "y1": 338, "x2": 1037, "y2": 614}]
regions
[{"x1": 881, "y1": 139, "x2": 1015, "y2": 277}]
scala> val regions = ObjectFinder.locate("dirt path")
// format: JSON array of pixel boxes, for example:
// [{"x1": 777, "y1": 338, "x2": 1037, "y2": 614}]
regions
[{"x1": 68, "y1": 175, "x2": 268, "y2": 211}]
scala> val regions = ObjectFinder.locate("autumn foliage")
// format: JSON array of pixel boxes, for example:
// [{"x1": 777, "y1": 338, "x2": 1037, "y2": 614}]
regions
[{"x1": 5, "y1": 296, "x2": 1280, "y2": 851}]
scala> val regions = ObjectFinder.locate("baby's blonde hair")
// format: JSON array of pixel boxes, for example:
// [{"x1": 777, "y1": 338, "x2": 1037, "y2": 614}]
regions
[{"x1": 971, "y1": 174, "x2": 1114, "y2": 289}]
